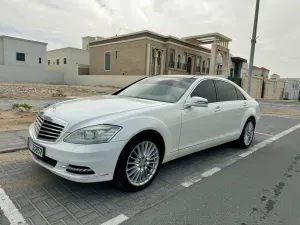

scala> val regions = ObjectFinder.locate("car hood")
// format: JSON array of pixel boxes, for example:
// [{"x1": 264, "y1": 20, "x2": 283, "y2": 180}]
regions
[{"x1": 42, "y1": 95, "x2": 167, "y2": 125}]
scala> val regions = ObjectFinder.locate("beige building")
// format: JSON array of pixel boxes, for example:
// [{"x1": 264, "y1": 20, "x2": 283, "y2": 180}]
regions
[
  {"x1": 252, "y1": 66, "x2": 270, "y2": 80},
  {"x1": 88, "y1": 30, "x2": 231, "y2": 76}
]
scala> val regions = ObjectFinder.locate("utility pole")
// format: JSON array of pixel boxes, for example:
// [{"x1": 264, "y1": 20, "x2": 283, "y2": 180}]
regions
[{"x1": 247, "y1": 0, "x2": 260, "y2": 94}]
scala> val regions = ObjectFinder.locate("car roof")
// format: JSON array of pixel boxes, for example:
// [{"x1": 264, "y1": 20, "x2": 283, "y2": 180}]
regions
[{"x1": 156, "y1": 75, "x2": 228, "y2": 81}]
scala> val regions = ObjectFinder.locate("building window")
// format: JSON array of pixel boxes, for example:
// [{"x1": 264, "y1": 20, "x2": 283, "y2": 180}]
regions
[
  {"x1": 152, "y1": 49, "x2": 155, "y2": 65},
  {"x1": 115, "y1": 51, "x2": 118, "y2": 59},
  {"x1": 168, "y1": 51, "x2": 175, "y2": 68},
  {"x1": 105, "y1": 52, "x2": 111, "y2": 71},
  {"x1": 64, "y1": 58, "x2": 67, "y2": 64},
  {"x1": 56, "y1": 59, "x2": 59, "y2": 65},
  {"x1": 182, "y1": 53, "x2": 187, "y2": 70},
  {"x1": 202, "y1": 60, "x2": 206, "y2": 73},
  {"x1": 196, "y1": 56, "x2": 201, "y2": 72},
  {"x1": 177, "y1": 54, "x2": 181, "y2": 69},
  {"x1": 206, "y1": 59, "x2": 210, "y2": 74},
  {"x1": 39, "y1": 57, "x2": 41, "y2": 64},
  {"x1": 158, "y1": 51, "x2": 161, "y2": 66},
  {"x1": 48, "y1": 60, "x2": 50, "y2": 65},
  {"x1": 16, "y1": 52, "x2": 25, "y2": 61}
]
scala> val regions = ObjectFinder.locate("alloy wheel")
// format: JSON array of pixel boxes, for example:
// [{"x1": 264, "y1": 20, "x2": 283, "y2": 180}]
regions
[
  {"x1": 244, "y1": 121, "x2": 254, "y2": 146},
  {"x1": 126, "y1": 141, "x2": 159, "y2": 186}
]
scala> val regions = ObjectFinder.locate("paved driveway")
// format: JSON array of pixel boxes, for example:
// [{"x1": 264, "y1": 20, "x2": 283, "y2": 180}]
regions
[{"x1": 0, "y1": 115, "x2": 299, "y2": 225}]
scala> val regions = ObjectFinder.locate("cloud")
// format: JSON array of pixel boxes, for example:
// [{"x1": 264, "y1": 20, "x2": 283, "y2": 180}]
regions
[{"x1": 0, "y1": 0, "x2": 299, "y2": 77}]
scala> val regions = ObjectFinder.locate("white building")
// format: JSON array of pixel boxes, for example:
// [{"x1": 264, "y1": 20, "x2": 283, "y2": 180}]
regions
[
  {"x1": 279, "y1": 78, "x2": 300, "y2": 100},
  {"x1": 0, "y1": 35, "x2": 47, "y2": 68},
  {"x1": 47, "y1": 47, "x2": 89, "y2": 75}
]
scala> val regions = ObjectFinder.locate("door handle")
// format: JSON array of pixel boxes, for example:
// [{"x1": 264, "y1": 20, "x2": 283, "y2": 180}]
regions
[
  {"x1": 243, "y1": 102, "x2": 247, "y2": 107},
  {"x1": 214, "y1": 106, "x2": 221, "y2": 112}
]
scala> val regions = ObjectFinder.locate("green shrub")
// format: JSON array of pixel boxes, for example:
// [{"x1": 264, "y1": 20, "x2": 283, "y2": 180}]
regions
[{"x1": 12, "y1": 103, "x2": 32, "y2": 110}]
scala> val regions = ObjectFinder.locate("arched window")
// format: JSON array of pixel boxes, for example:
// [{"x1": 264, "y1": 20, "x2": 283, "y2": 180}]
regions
[
  {"x1": 169, "y1": 51, "x2": 175, "y2": 68},
  {"x1": 158, "y1": 51, "x2": 161, "y2": 66},
  {"x1": 177, "y1": 54, "x2": 181, "y2": 69},
  {"x1": 64, "y1": 58, "x2": 67, "y2": 64},
  {"x1": 202, "y1": 59, "x2": 206, "y2": 73},
  {"x1": 196, "y1": 56, "x2": 201, "y2": 72},
  {"x1": 216, "y1": 53, "x2": 223, "y2": 75},
  {"x1": 152, "y1": 49, "x2": 155, "y2": 65}
]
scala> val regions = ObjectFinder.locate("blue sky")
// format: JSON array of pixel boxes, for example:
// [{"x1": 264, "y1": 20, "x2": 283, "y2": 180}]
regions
[{"x1": 0, "y1": 0, "x2": 299, "y2": 77}]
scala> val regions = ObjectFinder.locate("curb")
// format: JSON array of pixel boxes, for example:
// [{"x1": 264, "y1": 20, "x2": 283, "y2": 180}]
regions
[{"x1": 0, "y1": 146, "x2": 27, "y2": 154}]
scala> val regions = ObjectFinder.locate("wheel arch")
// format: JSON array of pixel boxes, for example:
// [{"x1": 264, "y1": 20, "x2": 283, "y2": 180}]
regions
[{"x1": 113, "y1": 129, "x2": 166, "y2": 178}]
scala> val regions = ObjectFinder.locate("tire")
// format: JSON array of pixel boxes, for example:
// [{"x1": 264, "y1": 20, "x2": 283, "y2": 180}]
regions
[
  {"x1": 114, "y1": 135, "x2": 162, "y2": 192},
  {"x1": 237, "y1": 119, "x2": 255, "y2": 148}
]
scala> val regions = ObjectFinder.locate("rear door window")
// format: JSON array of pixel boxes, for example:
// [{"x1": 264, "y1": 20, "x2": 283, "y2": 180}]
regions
[
  {"x1": 215, "y1": 80, "x2": 238, "y2": 102},
  {"x1": 236, "y1": 88, "x2": 246, "y2": 100}
]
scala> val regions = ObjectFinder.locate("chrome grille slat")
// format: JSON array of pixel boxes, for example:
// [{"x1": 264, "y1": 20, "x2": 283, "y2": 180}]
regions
[
  {"x1": 39, "y1": 130, "x2": 60, "y2": 137},
  {"x1": 34, "y1": 113, "x2": 65, "y2": 142},
  {"x1": 36, "y1": 118, "x2": 43, "y2": 126},
  {"x1": 38, "y1": 133, "x2": 58, "y2": 138},
  {"x1": 39, "y1": 126, "x2": 62, "y2": 133},
  {"x1": 42, "y1": 121, "x2": 64, "y2": 130}
]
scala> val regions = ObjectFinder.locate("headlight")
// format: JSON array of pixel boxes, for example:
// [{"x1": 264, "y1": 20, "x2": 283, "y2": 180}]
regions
[{"x1": 64, "y1": 125, "x2": 122, "y2": 144}]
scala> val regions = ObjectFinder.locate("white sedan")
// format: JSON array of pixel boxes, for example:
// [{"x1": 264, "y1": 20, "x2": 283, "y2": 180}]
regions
[{"x1": 28, "y1": 75, "x2": 260, "y2": 191}]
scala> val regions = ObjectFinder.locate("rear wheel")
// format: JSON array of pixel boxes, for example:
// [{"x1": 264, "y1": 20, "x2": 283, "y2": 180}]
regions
[
  {"x1": 237, "y1": 119, "x2": 255, "y2": 148},
  {"x1": 115, "y1": 137, "x2": 162, "y2": 192}
]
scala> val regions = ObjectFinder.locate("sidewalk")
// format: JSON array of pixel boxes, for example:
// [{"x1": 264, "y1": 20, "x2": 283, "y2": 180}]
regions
[{"x1": 0, "y1": 129, "x2": 28, "y2": 153}]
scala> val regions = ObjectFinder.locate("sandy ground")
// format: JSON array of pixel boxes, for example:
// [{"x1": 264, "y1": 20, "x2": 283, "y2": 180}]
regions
[
  {"x1": 0, "y1": 82, "x2": 118, "y2": 100},
  {"x1": 0, "y1": 109, "x2": 37, "y2": 131}
]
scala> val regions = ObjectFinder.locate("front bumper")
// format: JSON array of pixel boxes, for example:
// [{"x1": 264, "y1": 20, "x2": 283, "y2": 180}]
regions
[{"x1": 29, "y1": 124, "x2": 127, "y2": 183}]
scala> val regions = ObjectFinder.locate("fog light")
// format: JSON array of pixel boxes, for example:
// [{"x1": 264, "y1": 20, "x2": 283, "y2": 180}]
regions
[{"x1": 66, "y1": 165, "x2": 95, "y2": 175}]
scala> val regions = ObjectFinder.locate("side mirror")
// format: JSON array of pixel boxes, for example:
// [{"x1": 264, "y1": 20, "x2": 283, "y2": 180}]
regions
[{"x1": 185, "y1": 96, "x2": 208, "y2": 108}]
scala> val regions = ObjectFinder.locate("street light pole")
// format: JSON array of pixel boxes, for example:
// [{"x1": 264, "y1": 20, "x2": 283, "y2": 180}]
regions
[{"x1": 247, "y1": 0, "x2": 261, "y2": 94}]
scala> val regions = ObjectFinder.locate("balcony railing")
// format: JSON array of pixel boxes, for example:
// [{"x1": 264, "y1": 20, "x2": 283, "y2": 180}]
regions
[{"x1": 196, "y1": 66, "x2": 201, "y2": 73}]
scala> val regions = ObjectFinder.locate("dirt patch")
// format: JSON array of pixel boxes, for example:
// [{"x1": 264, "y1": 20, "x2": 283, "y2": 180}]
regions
[
  {"x1": 260, "y1": 107, "x2": 300, "y2": 117},
  {"x1": 0, "y1": 82, "x2": 118, "y2": 100},
  {"x1": 0, "y1": 109, "x2": 37, "y2": 131}
]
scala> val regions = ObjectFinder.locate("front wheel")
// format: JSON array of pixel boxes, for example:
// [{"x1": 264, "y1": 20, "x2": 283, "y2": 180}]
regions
[
  {"x1": 237, "y1": 119, "x2": 255, "y2": 148},
  {"x1": 115, "y1": 138, "x2": 161, "y2": 192}
]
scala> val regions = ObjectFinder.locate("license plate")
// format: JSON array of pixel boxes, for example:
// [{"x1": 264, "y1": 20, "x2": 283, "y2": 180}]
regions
[{"x1": 28, "y1": 139, "x2": 45, "y2": 157}]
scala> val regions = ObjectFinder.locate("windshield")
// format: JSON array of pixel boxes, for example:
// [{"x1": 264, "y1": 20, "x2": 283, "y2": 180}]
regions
[{"x1": 115, "y1": 77, "x2": 196, "y2": 103}]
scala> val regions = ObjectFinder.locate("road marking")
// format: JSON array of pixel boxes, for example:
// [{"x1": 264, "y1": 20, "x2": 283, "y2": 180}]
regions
[
  {"x1": 180, "y1": 167, "x2": 221, "y2": 187},
  {"x1": 255, "y1": 131, "x2": 273, "y2": 137},
  {"x1": 240, "y1": 123, "x2": 300, "y2": 158},
  {"x1": 262, "y1": 114, "x2": 300, "y2": 119},
  {"x1": 201, "y1": 167, "x2": 221, "y2": 178},
  {"x1": 181, "y1": 175, "x2": 202, "y2": 187},
  {"x1": 0, "y1": 187, "x2": 28, "y2": 225},
  {"x1": 100, "y1": 214, "x2": 129, "y2": 225}
]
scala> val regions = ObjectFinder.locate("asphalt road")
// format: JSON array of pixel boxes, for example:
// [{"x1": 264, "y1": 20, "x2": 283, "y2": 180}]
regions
[
  {"x1": 0, "y1": 115, "x2": 300, "y2": 225},
  {"x1": 122, "y1": 126, "x2": 300, "y2": 225}
]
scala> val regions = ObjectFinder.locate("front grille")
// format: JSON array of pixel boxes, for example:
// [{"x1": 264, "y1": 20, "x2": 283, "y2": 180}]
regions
[{"x1": 34, "y1": 114, "x2": 65, "y2": 142}]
